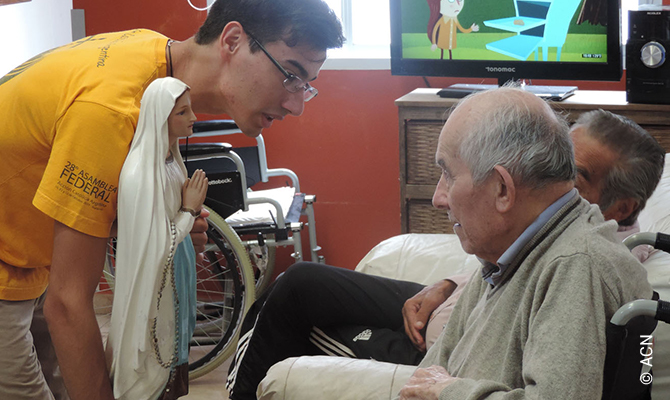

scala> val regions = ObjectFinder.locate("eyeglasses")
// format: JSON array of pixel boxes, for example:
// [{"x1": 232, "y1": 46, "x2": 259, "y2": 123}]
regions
[{"x1": 250, "y1": 36, "x2": 318, "y2": 102}]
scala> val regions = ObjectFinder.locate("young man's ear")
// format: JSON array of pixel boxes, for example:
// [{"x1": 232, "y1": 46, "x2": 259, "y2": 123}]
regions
[
  {"x1": 602, "y1": 198, "x2": 639, "y2": 224},
  {"x1": 220, "y1": 21, "x2": 245, "y2": 54},
  {"x1": 492, "y1": 165, "x2": 515, "y2": 213}
]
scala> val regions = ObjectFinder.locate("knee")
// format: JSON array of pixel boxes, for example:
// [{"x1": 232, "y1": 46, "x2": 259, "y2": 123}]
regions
[
  {"x1": 270, "y1": 262, "x2": 330, "y2": 299},
  {"x1": 278, "y1": 262, "x2": 322, "y2": 286}
]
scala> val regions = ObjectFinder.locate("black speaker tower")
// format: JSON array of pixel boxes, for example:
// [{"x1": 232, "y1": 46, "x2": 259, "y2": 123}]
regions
[{"x1": 626, "y1": 8, "x2": 670, "y2": 105}]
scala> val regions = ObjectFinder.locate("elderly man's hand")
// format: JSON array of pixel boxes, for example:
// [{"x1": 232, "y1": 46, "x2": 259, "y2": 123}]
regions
[
  {"x1": 402, "y1": 279, "x2": 457, "y2": 351},
  {"x1": 190, "y1": 207, "x2": 210, "y2": 262},
  {"x1": 399, "y1": 365, "x2": 458, "y2": 400}
]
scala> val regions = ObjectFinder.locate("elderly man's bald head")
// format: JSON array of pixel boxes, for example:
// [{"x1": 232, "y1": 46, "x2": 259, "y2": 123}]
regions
[
  {"x1": 444, "y1": 87, "x2": 575, "y2": 190},
  {"x1": 432, "y1": 87, "x2": 576, "y2": 262}
]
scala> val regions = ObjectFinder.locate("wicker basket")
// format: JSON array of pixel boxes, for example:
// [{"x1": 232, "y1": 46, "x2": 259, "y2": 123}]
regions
[
  {"x1": 406, "y1": 121, "x2": 442, "y2": 185},
  {"x1": 408, "y1": 201, "x2": 454, "y2": 234}
]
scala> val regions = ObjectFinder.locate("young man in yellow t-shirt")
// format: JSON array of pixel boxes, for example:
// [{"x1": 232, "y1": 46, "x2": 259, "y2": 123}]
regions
[{"x1": 0, "y1": 1, "x2": 344, "y2": 399}]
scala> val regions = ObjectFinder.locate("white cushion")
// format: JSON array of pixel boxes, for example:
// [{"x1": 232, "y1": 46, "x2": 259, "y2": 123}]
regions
[
  {"x1": 225, "y1": 186, "x2": 296, "y2": 225},
  {"x1": 638, "y1": 153, "x2": 670, "y2": 235},
  {"x1": 354, "y1": 233, "x2": 479, "y2": 285}
]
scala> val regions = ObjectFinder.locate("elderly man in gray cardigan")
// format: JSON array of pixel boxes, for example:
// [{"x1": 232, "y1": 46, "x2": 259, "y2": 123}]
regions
[{"x1": 397, "y1": 87, "x2": 652, "y2": 399}]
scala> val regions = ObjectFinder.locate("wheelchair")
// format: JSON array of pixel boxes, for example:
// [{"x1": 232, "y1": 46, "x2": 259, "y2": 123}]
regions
[
  {"x1": 95, "y1": 120, "x2": 326, "y2": 380},
  {"x1": 603, "y1": 232, "x2": 670, "y2": 400},
  {"x1": 182, "y1": 119, "x2": 325, "y2": 295}
]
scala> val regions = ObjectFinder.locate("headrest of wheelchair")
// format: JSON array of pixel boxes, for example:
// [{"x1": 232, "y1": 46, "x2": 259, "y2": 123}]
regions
[
  {"x1": 193, "y1": 119, "x2": 240, "y2": 133},
  {"x1": 179, "y1": 142, "x2": 233, "y2": 157}
]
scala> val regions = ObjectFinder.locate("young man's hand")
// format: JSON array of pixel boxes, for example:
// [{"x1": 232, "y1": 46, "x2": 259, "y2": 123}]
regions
[
  {"x1": 402, "y1": 279, "x2": 457, "y2": 351},
  {"x1": 191, "y1": 207, "x2": 210, "y2": 263}
]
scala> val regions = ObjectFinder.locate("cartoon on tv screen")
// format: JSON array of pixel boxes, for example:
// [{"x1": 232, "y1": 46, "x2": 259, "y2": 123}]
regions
[{"x1": 400, "y1": 0, "x2": 609, "y2": 62}]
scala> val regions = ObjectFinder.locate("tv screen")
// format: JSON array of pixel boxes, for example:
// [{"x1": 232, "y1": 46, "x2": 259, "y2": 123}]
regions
[{"x1": 390, "y1": 0, "x2": 623, "y2": 84}]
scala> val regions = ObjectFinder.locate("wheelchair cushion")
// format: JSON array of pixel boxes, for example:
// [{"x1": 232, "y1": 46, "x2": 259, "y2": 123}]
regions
[{"x1": 225, "y1": 187, "x2": 298, "y2": 226}]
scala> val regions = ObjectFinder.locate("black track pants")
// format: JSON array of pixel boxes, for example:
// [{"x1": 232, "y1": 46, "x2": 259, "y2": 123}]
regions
[{"x1": 226, "y1": 262, "x2": 426, "y2": 400}]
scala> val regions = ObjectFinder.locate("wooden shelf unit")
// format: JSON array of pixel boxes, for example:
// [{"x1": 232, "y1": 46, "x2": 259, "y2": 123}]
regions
[{"x1": 396, "y1": 89, "x2": 670, "y2": 234}]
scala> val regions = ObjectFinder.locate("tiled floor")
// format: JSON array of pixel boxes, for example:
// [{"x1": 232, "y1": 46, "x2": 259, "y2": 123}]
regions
[{"x1": 183, "y1": 359, "x2": 231, "y2": 400}]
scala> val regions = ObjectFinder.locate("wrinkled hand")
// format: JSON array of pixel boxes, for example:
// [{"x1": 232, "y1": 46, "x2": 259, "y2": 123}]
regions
[
  {"x1": 190, "y1": 207, "x2": 210, "y2": 263},
  {"x1": 403, "y1": 279, "x2": 457, "y2": 352},
  {"x1": 398, "y1": 365, "x2": 458, "y2": 400}
]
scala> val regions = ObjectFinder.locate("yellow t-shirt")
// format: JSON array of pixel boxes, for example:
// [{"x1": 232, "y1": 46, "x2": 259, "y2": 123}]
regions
[{"x1": 0, "y1": 29, "x2": 169, "y2": 300}]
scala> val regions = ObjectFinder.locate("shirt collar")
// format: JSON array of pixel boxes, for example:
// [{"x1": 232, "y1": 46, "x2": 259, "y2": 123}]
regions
[{"x1": 480, "y1": 188, "x2": 578, "y2": 286}]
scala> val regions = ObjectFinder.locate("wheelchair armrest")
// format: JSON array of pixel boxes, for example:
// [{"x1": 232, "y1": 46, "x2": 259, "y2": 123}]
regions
[
  {"x1": 266, "y1": 168, "x2": 300, "y2": 192},
  {"x1": 624, "y1": 232, "x2": 670, "y2": 253},
  {"x1": 658, "y1": 299, "x2": 670, "y2": 324},
  {"x1": 253, "y1": 135, "x2": 301, "y2": 191},
  {"x1": 245, "y1": 196, "x2": 287, "y2": 230},
  {"x1": 655, "y1": 232, "x2": 670, "y2": 253},
  {"x1": 184, "y1": 132, "x2": 303, "y2": 192},
  {"x1": 179, "y1": 142, "x2": 233, "y2": 157}
]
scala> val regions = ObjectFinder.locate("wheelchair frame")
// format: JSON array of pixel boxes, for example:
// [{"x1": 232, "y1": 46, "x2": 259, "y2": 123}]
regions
[
  {"x1": 602, "y1": 232, "x2": 670, "y2": 400},
  {"x1": 183, "y1": 120, "x2": 325, "y2": 265}
]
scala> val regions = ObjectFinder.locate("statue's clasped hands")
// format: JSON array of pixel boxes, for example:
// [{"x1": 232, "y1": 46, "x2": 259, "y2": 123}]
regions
[{"x1": 182, "y1": 169, "x2": 208, "y2": 216}]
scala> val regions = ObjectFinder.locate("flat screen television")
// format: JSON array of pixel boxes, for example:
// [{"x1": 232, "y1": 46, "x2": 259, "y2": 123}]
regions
[{"x1": 390, "y1": 0, "x2": 623, "y2": 92}]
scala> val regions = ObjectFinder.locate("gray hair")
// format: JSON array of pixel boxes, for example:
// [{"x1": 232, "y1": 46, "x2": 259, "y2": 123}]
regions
[
  {"x1": 574, "y1": 109, "x2": 665, "y2": 226},
  {"x1": 457, "y1": 88, "x2": 575, "y2": 190}
]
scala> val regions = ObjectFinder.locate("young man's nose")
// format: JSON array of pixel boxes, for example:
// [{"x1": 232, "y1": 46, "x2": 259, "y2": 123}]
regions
[{"x1": 283, "y1": 90, "x2": 306, "y2": 117}]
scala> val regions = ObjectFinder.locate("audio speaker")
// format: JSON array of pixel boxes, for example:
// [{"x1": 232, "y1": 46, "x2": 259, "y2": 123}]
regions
[{"x1": 626, "y1": 8, "x2": 670, "y2": 104}]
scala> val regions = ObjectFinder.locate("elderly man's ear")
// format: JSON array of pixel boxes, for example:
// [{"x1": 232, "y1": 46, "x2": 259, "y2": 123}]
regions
[
  {"x1": 602, "y1": 198, "x2": 639, "y2": 224},
  {"x1": 493, "y1": 165, "x2": 516, "y2": 213}
]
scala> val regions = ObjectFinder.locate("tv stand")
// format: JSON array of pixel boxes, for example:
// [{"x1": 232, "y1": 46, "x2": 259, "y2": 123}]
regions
[{"x1": 438, "y1": 81, "x2": 578, "y2": 101}]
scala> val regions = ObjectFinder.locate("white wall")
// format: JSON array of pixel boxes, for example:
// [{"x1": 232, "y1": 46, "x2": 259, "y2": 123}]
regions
[{"x1": 0, "y1": 0, "x2": 73, "y2": 76}]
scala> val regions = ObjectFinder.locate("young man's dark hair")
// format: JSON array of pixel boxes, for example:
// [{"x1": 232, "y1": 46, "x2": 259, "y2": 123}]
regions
[{"x1": 195, "y1": 0, "x2": 345, "y2": 51}]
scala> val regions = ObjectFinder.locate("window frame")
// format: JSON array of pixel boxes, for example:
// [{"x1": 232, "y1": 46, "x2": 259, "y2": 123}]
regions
[{"x1": 323, "y1": 0, "x2": 391, "y2": 70}]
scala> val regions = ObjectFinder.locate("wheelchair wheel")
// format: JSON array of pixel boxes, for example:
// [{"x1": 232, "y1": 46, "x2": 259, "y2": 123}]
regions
[
  {"x1": 237, "y1": 232, "x2": 277, "y2": 298},
  {"x1": 252, "y1": 242, "x2": 275, "y2": 297},
  {"x1": 93, "y1": 208, "x2": 256, "y2": 380},
  {"x1": 189, "y1": 208, "x2": 255, "y2": 379}
]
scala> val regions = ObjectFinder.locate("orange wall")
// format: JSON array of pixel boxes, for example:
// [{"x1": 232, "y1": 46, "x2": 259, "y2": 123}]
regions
[{"x1": 72, "y1": 0, "x2": 627, "y2": 273}]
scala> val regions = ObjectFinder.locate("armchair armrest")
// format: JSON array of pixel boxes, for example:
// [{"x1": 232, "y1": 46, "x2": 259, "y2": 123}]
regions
[{"x1": 257, "y1": 356, "x2": 417, "y2": 400}]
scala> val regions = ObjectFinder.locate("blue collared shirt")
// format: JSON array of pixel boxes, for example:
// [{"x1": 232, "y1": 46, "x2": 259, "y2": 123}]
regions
[{"x1": 480, "y1": 188, "x2": 578, "y2": 286}]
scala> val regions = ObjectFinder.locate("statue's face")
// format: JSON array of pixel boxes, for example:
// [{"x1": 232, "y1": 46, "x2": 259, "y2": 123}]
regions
[
  {"x1": 167, "y1": 90, "x2": 197, "y2": 144},
  {"x1": 440, "y1": 0, "x2": 463, "y2": 17}
]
